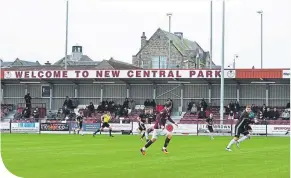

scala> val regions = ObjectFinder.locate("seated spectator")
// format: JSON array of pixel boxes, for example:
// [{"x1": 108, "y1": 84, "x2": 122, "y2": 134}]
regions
[
  {"x1": 62, "y1": 106, "x2": 70, "y2": 119},
  {"x1": 287, "y1": 102, "x2": 290, "y2": 109},
  {"x1": 272, "y1": 108, "x2": 280, "y2": 120},
  {"x1": 14, "y1": 112, "x2": 22, "y2": 119},
  {"x1": 188, "y1": 100, "x2": 195, "y2": 111},
  {"x1": 32, "y1": 107, "x2": 40, "y2": 119},
  {"x1": 109, "y1": 102, "x2": 117, "y2": 113},
  {"x1": 128, "y1": 99, "x2": 136, "y2": 110},
  {"x1": 224, "y1": 105, "x2": 230, "y2": 115},
  {"x1": 96, "y1": 102, "x2": 103, "y2": 113},
  {"x1": 228, "y1": 110, "x2": 234, "y2": 119},
  {"x1": 190, "y1": 103, "x2": 197, "y2": 115},
  {"x1": 123, "y1": 98, "x2": 129, "y2": 108},
  {"x1": 258, "y1": 111, "x2": 263, "y2": 120},
  {"x1": 198, "y1": 108, "x2": 206, "y2": 119},
  {"x1": 229, "y1": 101, "x2": 235, "y2": 112},
  {"x1": 144, "y1": 99, "x2": 151, "y2": 107},
  {"x1": 265, "y1": 108, "x2": 272, "y2": 119},
  {"x1": 282, "y1": 109, "x2": 290, "y2": 120},
  {"x1": 261, "y1": 104, "x2": 267, "y2": 113},
  {"x1": 150, "y1": 99, "x2": 156, "y2": 108},
  {"x1": 234, "y1": 101, "x2": 240, "y2": 112},
  {"x1": 22, "y1": 107, "x2": 30, "y2": 118},
  {"x1": 200, "y1": 98, "x2": 207, "y2": 111},
  {"x1": 87, "y1": 102, "x2": 95, "y2": 117}
]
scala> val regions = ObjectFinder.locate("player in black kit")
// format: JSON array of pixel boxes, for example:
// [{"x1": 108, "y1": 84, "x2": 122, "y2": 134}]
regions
[
  {"x1": 137, "y1": 112, "x2": 148, "y2": 141},
  {"x1": 206, "y1": 113, "x2": 214, "y2": 140},
  {"x1": 75, "y1": 111, "x2": 84, "y2": 136},
  {"x1": 236, "y1": 112, "x2": 256, "y2": 148},
  {"x1": 226, "y1": 105, "x2": 252, "y2": 151}
]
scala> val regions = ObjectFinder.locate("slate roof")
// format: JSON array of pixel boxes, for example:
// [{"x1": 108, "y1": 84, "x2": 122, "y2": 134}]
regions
[
  {"x1": 1, "y1": 58, "x2": 41, "y2": 68},
  {"x1": 54, "y1": 55, "x2": 99, "y2": 66}
]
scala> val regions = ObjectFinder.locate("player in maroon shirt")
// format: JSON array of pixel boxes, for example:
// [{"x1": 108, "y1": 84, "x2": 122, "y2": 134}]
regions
[{"x1": 140, "y1": 101, "x2": 178, "y2": 155}]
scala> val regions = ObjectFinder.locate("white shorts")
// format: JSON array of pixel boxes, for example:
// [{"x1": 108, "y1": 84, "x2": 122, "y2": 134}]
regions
[{"x1": 152, "y1": 129, "x2": 169, "y2": 139}]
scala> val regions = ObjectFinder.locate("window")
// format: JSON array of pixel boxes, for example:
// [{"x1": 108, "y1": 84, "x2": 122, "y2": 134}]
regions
[{"x1": 151, "y1": 56, "x2": 167, "y2": 69}]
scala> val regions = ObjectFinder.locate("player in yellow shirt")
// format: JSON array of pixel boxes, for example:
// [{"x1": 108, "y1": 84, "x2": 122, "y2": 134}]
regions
[{"x1": 93, "y1": 111, "x2": 114, "y2": 137}]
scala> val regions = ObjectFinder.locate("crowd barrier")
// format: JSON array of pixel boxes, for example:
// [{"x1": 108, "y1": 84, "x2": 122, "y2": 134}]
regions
[{"x1": 0, "y1": 120, "x2": 289, "y2": 136}]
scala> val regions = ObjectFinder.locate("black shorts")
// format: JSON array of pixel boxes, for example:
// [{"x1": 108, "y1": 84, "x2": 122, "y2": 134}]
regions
[
  {"x1": 139, "y1": 126, "x2": 146, "y2": 131},
  {"x1": 101, "y1": 122, "x2": 110, "y2": 128},
  {"x1": 207, "y1": 125, "x2": 214, "y2": 132},
  {"x1": 234, "y1": 126, "x2": 245, "y2": 138}
]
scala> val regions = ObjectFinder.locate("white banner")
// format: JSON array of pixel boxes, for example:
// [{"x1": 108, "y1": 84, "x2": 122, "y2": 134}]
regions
[
  {"x1": 199, "y1": 124, "x2": 232, "y2": 134},
  {"x1": 0, "y1": 122, "x2": 10, "y2": 132},
  {"x1": 11, "y1": 122, "x2": 39, "y2": 133},
  {"x1": 172, "y1": 124, "x2": 197, "y2": 134},
  {"x1": 267, "y1": 125, "x2": 289, "y2": 135},
  {"x1": 3, "y1": 69, "x2": 235, "y2": 79},
  {"x1": 251, "y1": 125, "x2": 267, "y2": 134},
  {"x1": 110, "y1": 123, "x2": 132, "y2": 131}
]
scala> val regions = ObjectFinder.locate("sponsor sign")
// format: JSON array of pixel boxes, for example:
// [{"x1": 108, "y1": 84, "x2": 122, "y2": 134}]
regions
[
  {"x1": 172, "y1": 124, "x2": 197, "y2": 134},
  {"x1": 0, "y1": 122, "x2": 10, "y2": 132},
  {"x1": 198, "y1": 124, "x2": 232, "y2": 133},
  {"x1": 110, "y1": 123, "x2": 132, "y2": 131},
  {"x1": 11, "y1": 122, "x2": 39, "y2": 133},
  {"x1": 40, "y1": 123, "x2": 69, "y2": 131},
  {"x1": 3, "y1": 69, "x2": 235, "y2": 79},
  {"x1": 251, "y1": 125, "x2": 267, "y2": 134},
  {"x1": 267, "y1": 125, "x2": 289, "y2": 135},
  {"x1": 83, "y1": 123, "x2": 100, "y2": 131},
  {"x1": 282, "y1": 70, "x2": 290, "y2": 78}
]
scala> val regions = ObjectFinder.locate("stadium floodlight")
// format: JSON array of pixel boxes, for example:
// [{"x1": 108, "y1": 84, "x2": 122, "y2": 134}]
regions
[
  {"x1": 20, "y1": 81, "x2": 41, "y2": 84},
  {"x1": 168, "y1": 81, "x2": 190, "y2": 84},
  {"x1": 93, "y1": 81, "x2": 115, "y2": 84},
  {"x1": 251, "y1": 81, "x2": 275, "y2": 84}
]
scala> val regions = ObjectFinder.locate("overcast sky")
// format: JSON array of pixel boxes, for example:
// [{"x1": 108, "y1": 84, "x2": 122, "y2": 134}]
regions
[{"x1": 0, "y1": 0, "x2": 290, "y2": 69}]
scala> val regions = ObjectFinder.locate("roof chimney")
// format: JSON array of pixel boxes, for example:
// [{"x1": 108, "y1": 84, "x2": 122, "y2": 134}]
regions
[
  {"x1": 141, "y1": 32, "x2": 147, "y2": 49},
  {"x1": 45, "y1": 61, "x2": 51, "y2": 66},
  {"x1": 174, "y1": 32, "x2": 183, "y2": 40}
]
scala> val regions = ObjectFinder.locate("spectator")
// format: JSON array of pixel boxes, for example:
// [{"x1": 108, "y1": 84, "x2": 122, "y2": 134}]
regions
[
  {"x1": 200, "y1": 98, "x2": 207, "y2": 111},
  {"x1": 63, "y1": 96, "x2": 73, "y2": 110},
  {"x1": 190, "y1": 103, "x2": 197, "y2": 115},
  {"x1": 129, "y1": 99, "x2": 136, "y2": 110},
  {"x1": 150, "y1": 99, "x2": 156, "y2": 108},
  {"x1": 62, "y1": 106, "x2": 70, "y2": 119},
  {"x1": 234, "y1": 101, "x2": 240, "y2": 112},
  {"x1": 265, "y1": 108, "x2": 272, "y2": 119},
  {"x1": 87, "y1": 102, "x2": 95, "y2": 117},
  {"x1": 198, "y1": 108, "x2": 206, "y2": 119},
  {"x1": 229, "y1": 101, "x2": 235, "y2": 112},
  {"x1": 261, "y1": 104, "x2": 267, "y2": 113},
  {"x1": 96, "y1": 102, "x2": 103, "y2": 113},
  {"x1": 224, "y1": 105, "x2": 230, "y2": 115},
  {"x1": 272, "y1": 108, "x2": 280, "y2": 120},
  {"x1": 188, "y1": 100, "x2": 195, "y2": 111},
  {"x1": 109, "y1": 102, "x2": 117, "y2": 113},
  {"x1": 24, "y1": 92, "x2": 32, "y2": 109},
  {"x1": 144, "y1": 99, "x2": 151, "y2": 107},
  {"x1": 258, "y1": 111, "x2": 263, "y2": 120},
  {"x1": 123, "y1": 98, "x2": 129, "y2": 108},
  {"x1": 22, "y1": 107, "x2": 30, "y2": 118},
  {"x1": 228, "y1": 110, "x2": 234, "y2": 119},
  {"x1": 282, "y1": 109, "x2": 290, "y2": 120},
  {"x1": 32, "y1": 107, "x2": 39, "y2": 119},
  {"x1": 287, "y1": 102, "x2": 290, "y2": 109}
]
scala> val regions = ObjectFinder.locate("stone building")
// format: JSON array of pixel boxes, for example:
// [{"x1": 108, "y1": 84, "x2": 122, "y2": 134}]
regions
[{"x1": 132, "y1": 28, "x2": 215, "y2": 69}]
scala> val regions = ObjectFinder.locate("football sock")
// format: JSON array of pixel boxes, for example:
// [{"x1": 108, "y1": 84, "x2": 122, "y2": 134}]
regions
[
  {"x1": 163, "y1": 137, "x2": 171, "y2": 148},
  {"x1": 238, "y1": 136, "x2": 248, "y2": 143},
  {"x1": 141, "y1": 132, "x2": 145, "y2": 139},
  {"x1": 145, "y1": 131, "x2": 149, "y2": 140},
  {"x1": 227, "y1": 139, "x2": 236, "y2": 148},
  {"x1": 93, "y1": 129, "x2": 100, "y2": 135},
  {"x1": 144, "y1": 140, "x2": 153, "y2": 149},
  {"x1": 109, "y1": 129, "x2": 112, "y2": 136},
  {"x1": 80, "y1": 130, "x2": 83, "y2": 135}
]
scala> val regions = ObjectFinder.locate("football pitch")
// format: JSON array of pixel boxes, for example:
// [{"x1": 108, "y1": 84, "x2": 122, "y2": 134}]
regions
[{"x1": 1, "y1": 134, "x2": 290, "y2": 178}]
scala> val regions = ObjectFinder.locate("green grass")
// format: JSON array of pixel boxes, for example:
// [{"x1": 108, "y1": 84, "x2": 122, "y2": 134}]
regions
[{"x1": 1, "y1": 134, "x2": 290, "y2": 178}]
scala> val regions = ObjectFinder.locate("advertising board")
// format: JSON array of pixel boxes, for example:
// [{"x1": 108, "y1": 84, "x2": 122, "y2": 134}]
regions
[
  {"x1": 0, "y1": 122, "x2": 10, "y2": 133},
  {"x1": 11, "y1": 122, "x2": 39, "y2": 133}
]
